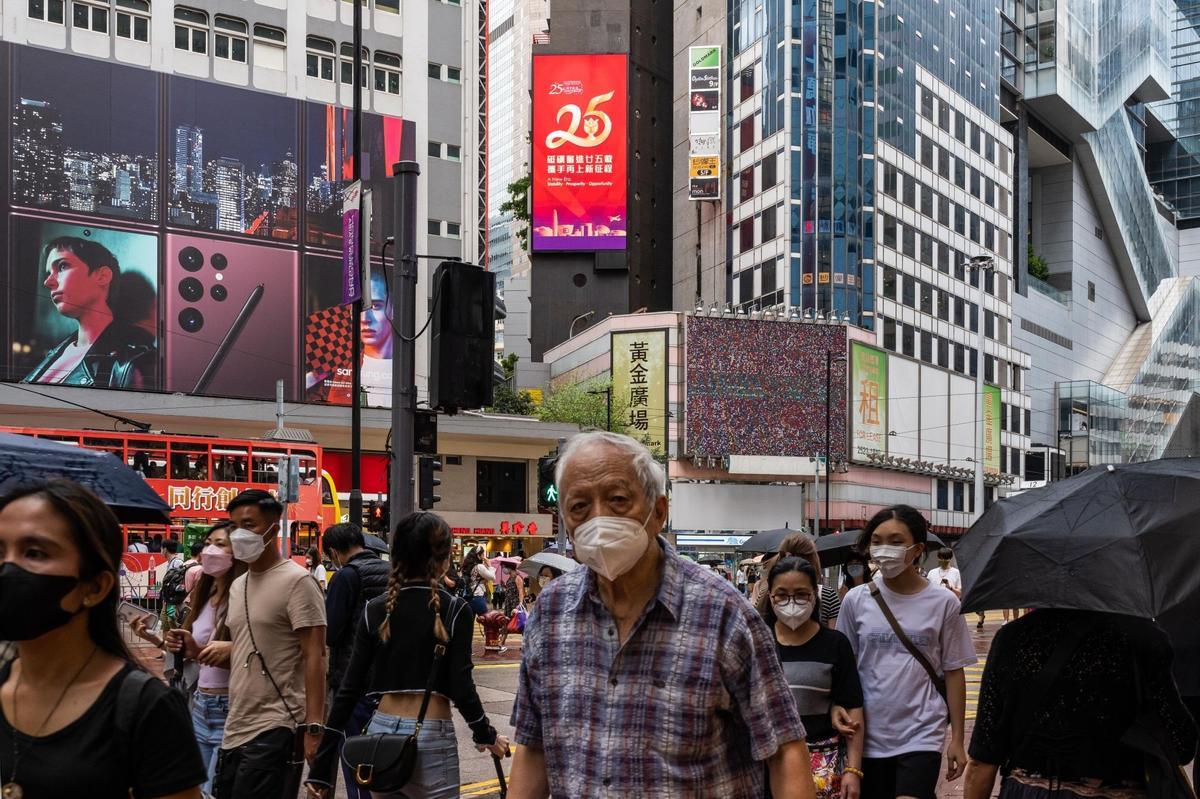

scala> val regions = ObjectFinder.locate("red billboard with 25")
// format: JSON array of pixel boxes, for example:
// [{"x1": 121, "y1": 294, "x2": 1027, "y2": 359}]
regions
[{"x1": 531, "y1": 54, "x2": 628, "y2": 252}]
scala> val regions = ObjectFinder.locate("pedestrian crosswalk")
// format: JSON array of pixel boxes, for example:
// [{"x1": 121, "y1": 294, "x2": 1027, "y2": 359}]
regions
[{"x1": 965, "y1": 659, "x2": 986, "y2": 721}]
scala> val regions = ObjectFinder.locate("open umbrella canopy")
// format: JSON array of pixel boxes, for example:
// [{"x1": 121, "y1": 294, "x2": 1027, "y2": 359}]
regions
[
  {"x1": 957, "y1": 458, "x2": 1200, "y2": 617},
  {"x1": 815, "y1": 528, "x2": 945, "y2": 568},
  {"x1": 518, "y1": 551, "x2": 580, "y2": 578},
  {"x1": 0, "y1": 432, "x2": 171, "y2": 524},
  {"x1": 737, "y1": 527, "x2": 804, "y2": 554}
]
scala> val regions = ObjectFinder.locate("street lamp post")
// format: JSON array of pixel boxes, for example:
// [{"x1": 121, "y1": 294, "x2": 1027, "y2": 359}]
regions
[
  {"x1": 348, "y1": 0, "x2": 365, "y2": 528},
  {"x1": 588, "y1": 386, "x2": 613, "y2": 431},
  {"x1": 823, "y1": 349, "x2": 847, "y2": 535},
  {"x1": 569, "y1": 310, "x2": 595, "y2": 339},
  {"x1": 962, "y1": 255, "x2": 995, "y2": 519}
]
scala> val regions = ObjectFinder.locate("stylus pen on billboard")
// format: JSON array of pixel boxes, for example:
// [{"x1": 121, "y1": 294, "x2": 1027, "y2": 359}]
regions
[{"x1": 193, "y1": 283, "x2": 264, "y2": 394}]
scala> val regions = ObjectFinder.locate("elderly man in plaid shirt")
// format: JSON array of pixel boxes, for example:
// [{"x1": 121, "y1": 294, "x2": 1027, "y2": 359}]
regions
[{"x1": 508, "y1": 431, "x2": 814, "y2": 798}]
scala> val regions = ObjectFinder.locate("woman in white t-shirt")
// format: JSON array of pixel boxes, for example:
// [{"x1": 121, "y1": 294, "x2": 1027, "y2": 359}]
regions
[
  {"x1": 835, "y1": 505, "x2": 977, "y2": 799},
  {"x1": 305, "y1": 547, "x2": 327, "y2": 591}
]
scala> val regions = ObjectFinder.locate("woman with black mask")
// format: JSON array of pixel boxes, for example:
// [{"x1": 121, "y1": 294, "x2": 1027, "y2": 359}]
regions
[
  {"x1": 306, "y1": 512, "x2": 509, "y2": 798},
  {"x1": 0, "y1": 478, "x2": 206, "y2": 798}
]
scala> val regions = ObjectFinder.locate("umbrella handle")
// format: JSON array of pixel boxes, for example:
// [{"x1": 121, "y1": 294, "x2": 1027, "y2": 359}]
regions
[{"x1": 493, "y1": 754, "x2": 508, "y2": 798}]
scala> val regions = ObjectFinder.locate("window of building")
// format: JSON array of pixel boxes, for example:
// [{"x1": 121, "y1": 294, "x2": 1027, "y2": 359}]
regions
[
  {"x1": 903, "y1": 173, "x2": 916, "y2": 207},
  {"x1": 985, "y1": 177, "x2": 995, "y2": 208},
  {"x1": 954, "y1": 342, "x2": 965, "y2": 373},
  {"x1": 937, "y1": 336, "x2": 949, "y2": 367},
  {"x1": 969, "y1": 347, "x2": 978, "y2": 377},
  {"x1": 476, "y1": 460, "x2": 527, "y2": 513},
  {"x1": 761, "y1": 152, "x2": 777, "y2": 189},
  {"x1": 883, "y1": 163, "x2": 897, "y2": 198},
  {"x1": 936, "y1": 479, "x2": 949, "y2": 510},
  {"x1": 116, "y1": 0, "x2": 149, "y2": 40},
  {"x1": 920, "y1": 282, "x2": 933, "y2": 314},
  {"x1": 985, "y1": 310, "x2": 996, "y2": 339},
  {"x1": 970, "y1": 122, "x2": 982, "y2": 153},
  {"x1": 902, "y1": 324, "x2": 915, "y2": 357},
  {"x1": 29, "y1": 0, "x2": 66, "y2": 24},
  {"x1": 1025, "y1": 408, "x2": 1032, "y2": 434},
  {"x1": 883, "y1": 266, "x2": 898, "y2": 299},
  {"x1": 938, "y1": 101, "x2": 950, "y2": 131},
  {"x1": 761, "y1": 259, "x2": 777, "y2": 295},
  {"x1": 939, "y1": 195, "x2": 950, "y2": 226},
  {"x1": 376, "y1": 0, "x2": 400, "y2": 12},
  {"x1": 954, "y1": 204, "x2": 966, "y2": 235},
  {"x1": 447, "y1": 65, "x2": 462, "y2": 82},
  {"x1": 954, "y1": 296, "x2": 965, "y2": 326},
  {"x1": 969, "y1": 213, "x2": 980, "y2": 243},
  {"x1": 921, "y1": 331, "x2": 933, "y2": 362},
  {"x1": 937, "y1": 290, "x2": 950, "y2": 321},
  {"x1": 72, "y1": 0, "x2": 109, "y2": 32},
  {"x1": 902, "y1": 225, "x2": 915, "y2": 258},
  {"x1": 1088, "y1": 281, "x2": 1096, "y2": 302},
  {"x1": 761, "y1": 205, "x2": 777, "y2": 242},
  {"x1": 953, "y1": 480, "x2": 964, "y2": 511},
  {"x1": 427, "y1": 61, "x2": 442, "y2": 79},
  {"x1": 341, "y1": 43, "x2": 368, "y2": 85},
  {"x1": 373, "y1": 51, "x2": 402, "y2": 95},
  {"x1": 955, "y1": 111, "x2": 966, "y2": 142},
  {"x1": 740, "y1": 66, "x2": 755, "y2": 102},
  {"x1": 739, "y1": 218, "x2": 754, "y2": 252},
  {"x1": 920, "y1": 88, "x2": 935, "y2": 119},
  {"x1": 739, "y1": 167, "x2": 754, "y2": 203},
  {"x1": 174, "y1": 7, "x2": 207, "y2": 54},
  {"x1": 920, "y1": 184, "x2": 934, "y2": 217},
  {"x1": 883, "y1": 214, "x2": 897, "y2": 249},
  {"x1": 428, "y1": 219, "x2": 442, "y2": 236},
  {"x1": 954, "y1": 157, "x2": 966, "y2": 189},
  {"x1": 306, "y1": 36, "x2": 336, "y2": 80},
  {"x1": 939, "y1": 242, "x2": 951, "y2": 274},
  {"x1": 985, "y1": 134, "x2": 996, "y2": 163},
  {"x1": 214, "y1": 15, "x2": 247, "y2": 62},
  {"x1": 445, "y1": 222, "x2": 461, "y2": 238},
  {"x1": 970, "y1": 168, "x2": 981, "y2": 199},
  {"x1": 883, "y1": 317, "x2": 897, "y2": 351},
  {"x1": 252, "y1": 24, "x2": 286, "y2": 69},
  {"x1": 902, "y1": 274, "x2": 916, "y2": 307},
  {"x1": 937, "y1": 145, "x2": 950, "y2": 179},
  {"x1": 920, "y1": 234, "x2": 933, "y2": 266},
  {"x1": 739, "y1": 116, "x2": 755, "y2": 152},
  {"x1": 739, "y1": 269, "x2": 754, "y2": 303},
  {"x1": 969, "y1": 302, "x2": 979, "y2": 333}
]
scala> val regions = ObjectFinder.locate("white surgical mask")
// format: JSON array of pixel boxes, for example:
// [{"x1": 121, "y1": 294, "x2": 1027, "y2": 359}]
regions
[
  {"x1": 538, "y1": 576, "x2": 550, "y2": 588},
  {"x1": 773, "y1": 599, "x2": 814, "y2": 630},
  {"x1": 571, "y1": 508, "x2": 654, "y2": 581},
  {"x1": 230, "y1": 525, "x2": 274, "y2": 563},
  {"x1": 870, "y1": 544, "x2": 916, "y2": 579}
]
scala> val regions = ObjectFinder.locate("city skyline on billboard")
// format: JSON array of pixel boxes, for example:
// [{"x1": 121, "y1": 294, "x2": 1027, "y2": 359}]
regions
[
  {"x1": 1, "y1": 40, "x2": 415, "y2": 408},
  {"x1": 531, "y1": 53, "x2": 628, "y2": 252}
]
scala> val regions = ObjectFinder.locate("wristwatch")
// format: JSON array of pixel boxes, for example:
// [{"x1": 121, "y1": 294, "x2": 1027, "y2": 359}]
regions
[{"x1": 301, "y1": 723, "x2": 325, "y2": 735}]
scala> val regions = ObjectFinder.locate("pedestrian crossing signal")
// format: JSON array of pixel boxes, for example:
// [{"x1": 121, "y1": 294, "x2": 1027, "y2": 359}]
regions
[{"x1": 537, "y1": 455, "x2": 558, "y2": 511}]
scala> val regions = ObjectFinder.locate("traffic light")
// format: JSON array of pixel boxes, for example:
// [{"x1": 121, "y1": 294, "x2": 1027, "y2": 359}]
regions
[
  {"x1": 367, "y1": 500, "x2": 388, "y2": 533},
  {"x1": 537, "y1": 454, "x2": 559, "y2": 511},
  {"x1": 418, "y1": 456, "x2": 442, "y2": 510}
]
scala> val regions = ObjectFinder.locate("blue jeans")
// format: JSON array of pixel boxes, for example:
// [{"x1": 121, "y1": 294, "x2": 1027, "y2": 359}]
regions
[
  {"x1": 363, "y1": 712, "x2": 459, "y2": 799},
  {"x1": 190, "y1": 690, "x2": 229, "y2": 795},
  {"x1": 469, "y1": 596, "x2": 489, "y2": 617}
]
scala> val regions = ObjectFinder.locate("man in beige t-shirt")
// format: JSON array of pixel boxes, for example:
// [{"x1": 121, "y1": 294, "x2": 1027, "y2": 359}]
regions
[{"x1": 205, "y1": 489, "x2": 327, "y2": 799}]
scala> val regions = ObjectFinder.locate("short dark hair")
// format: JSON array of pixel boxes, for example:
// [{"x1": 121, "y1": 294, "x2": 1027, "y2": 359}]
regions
[
  {"x1": 163, "y1": 539, "x2": 179, "y2": 554},
  {"x1": 937, "y1": 547, "x2": 953, "y2": 560},
  {"x1": 322, "y1": 522, "x2": 365, "y2": 554},
  {"x1": 42, "y1": 236, "x2": 121, "y2": 305},
  {"x1": 189, "y1": 542, "x2": 204, "y2": 558},
  {"x1": 226, "y1": 488, "x2": 283, "y2": 518}
]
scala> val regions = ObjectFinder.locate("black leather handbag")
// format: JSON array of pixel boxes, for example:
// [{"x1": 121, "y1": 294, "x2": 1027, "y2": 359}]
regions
[{"x1": 340, "y1": 641, "x2": 446, "y2": 792}]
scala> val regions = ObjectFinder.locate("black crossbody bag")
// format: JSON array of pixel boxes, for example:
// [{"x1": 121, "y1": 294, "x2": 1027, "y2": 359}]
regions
[{"x1": 340, "y1": 638, "x2": 447, "y2": 791}]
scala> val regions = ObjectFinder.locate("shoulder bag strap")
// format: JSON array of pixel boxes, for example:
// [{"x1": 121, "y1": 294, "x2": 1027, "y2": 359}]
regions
[
  {"x1": 868, "y1": 582, "x2": 947, "y2": 698},
  {"x1": 413, "y1": 604, "x2": 449, "y2": 734}
]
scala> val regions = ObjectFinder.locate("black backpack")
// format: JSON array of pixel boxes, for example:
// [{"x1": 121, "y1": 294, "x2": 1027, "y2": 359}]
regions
[{"x1": 160, "y1": 562, "x2": 194, "y2": 606}]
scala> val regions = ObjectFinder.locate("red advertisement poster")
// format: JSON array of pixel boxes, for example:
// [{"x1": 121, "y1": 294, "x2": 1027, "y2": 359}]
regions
[{"x1": 531, "y1": 54, "x2": 628, "y2": 252}]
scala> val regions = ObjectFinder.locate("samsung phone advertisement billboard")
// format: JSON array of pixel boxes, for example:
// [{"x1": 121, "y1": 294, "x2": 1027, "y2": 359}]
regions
[
  {"x1": 531, "y1": 53, "x2": 628, "y2": 252},
  {"x1": 0, "y1": 42, "x2": 415, "y2": 406}
]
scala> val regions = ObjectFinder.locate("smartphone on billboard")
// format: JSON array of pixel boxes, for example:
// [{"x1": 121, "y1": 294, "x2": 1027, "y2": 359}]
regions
[
  {"x1": 117, "y1": 601, "x2": 160, "y2": 634},
  {"x1": 163, "y1": 233, "x2": 299, "y2": 399}
]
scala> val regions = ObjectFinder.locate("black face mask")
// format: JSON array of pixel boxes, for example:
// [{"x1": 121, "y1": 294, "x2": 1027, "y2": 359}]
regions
[{"x1": 0, "y1": 562, "x2": 82, "y2": 641}]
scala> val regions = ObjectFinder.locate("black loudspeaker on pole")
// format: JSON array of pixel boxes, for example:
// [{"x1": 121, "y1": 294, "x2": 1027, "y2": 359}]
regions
[{"x1": 388, "y1": 161, "x2": 420, "y2": 527}]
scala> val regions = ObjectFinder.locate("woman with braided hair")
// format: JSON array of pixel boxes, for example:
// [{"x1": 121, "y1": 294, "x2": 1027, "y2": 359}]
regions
[{"x1": 305, "y1": 512, "x2": 508, "y2": 798}]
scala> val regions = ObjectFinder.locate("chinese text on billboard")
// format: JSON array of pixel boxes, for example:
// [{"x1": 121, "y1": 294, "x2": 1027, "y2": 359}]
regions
[{"x1": 612, "y1": 330, "x2": 668, "y2": 454}]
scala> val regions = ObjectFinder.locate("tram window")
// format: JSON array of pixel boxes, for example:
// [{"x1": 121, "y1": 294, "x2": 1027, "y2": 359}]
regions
[
  {"x1": 294, "y1": 450, "x2": 317, "y2": 484},
  {"x1": 130, "y1": 441, "x2": 167, "y2": 478},
  {"x1": 170, "y1": 442, "x2": 209, "y2": 480},
  {"x1": 213, "y1": 448, "x2": 249, "y2": 482},
  {"x1": 320, "y1": 479, "x2": 333, "y2": 505},
  {"x1": 252, "y1": 449, "x2": 286, "y2": 483},
  {"x1": 83, "y1": 436, "x2": 124, "y2": 459}
]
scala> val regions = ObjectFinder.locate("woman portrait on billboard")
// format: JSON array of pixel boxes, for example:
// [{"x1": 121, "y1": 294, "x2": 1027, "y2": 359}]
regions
[
  {"x1": 304, "y1": 265, "x2": 393, "y2": 407},
  {"x1": 18, "y1": 223, "x2": 159, "y2": 390}
]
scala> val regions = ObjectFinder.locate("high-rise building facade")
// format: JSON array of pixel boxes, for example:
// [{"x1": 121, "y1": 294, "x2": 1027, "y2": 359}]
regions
[{"x1": 12, "y1": 98, "x2": 66, "y2": 207}]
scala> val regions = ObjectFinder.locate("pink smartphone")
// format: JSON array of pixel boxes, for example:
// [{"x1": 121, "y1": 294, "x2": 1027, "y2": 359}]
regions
[{"x1": 163, "y1": 233, "x2": 299, "y2": 399}]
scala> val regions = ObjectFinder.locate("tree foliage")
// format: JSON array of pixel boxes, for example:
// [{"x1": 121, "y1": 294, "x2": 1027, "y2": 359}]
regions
[
  {"x1": 489, "y1": 353, "x2": 537, "y2": 416},
  {"x1": 535, "y1": 379, "x2": 629, "y2": 434},
  {"x1": 500, "y1": 174, "x2": 532, "y2": 252},
  {"x1": 1027, "y1": 244, "x2": 1051, "y2": 281}
]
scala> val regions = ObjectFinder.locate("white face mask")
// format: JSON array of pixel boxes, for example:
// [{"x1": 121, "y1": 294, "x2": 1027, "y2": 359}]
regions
[
  {"x1": 570, "y1": 507, "x2": 655, "y2": 582},
  {"x1": 230, "y1": 525, "x2": 275, "y2": 563},
  {"x1": 773, "y1": 599, "x2": 814, "y2": 630},
  {"x1": 538, "y1": 576, "x2": 550, "y2": 588},
  {"x1": 870, "y1": 544, "x2": 916, "y2": 579}
]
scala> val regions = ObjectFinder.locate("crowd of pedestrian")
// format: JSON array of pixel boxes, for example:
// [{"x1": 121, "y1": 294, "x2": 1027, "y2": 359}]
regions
[{"x1": 0, "y1": 428, "x2": 1198, "y2": 799}]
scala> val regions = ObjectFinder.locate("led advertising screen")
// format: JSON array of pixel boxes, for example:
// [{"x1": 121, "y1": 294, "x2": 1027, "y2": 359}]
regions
[
  {"x1": 1, "y1": 42, "x2": 414, "y2": 406},
  {"x1": 685, "y1": 316, "x2": 848, "y2": 458},
  {"x1": 531, "y1": 54, "x2": 627, "y2": 252}
]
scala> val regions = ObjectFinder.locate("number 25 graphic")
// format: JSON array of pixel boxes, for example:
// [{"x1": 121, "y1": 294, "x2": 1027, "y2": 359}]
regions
[{"x1": 545, "y1": 91, "x2": 615, "y2": 149}]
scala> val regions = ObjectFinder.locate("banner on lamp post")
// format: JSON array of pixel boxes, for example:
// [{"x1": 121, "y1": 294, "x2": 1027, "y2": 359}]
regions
[{"x1": 982, "y1": 383, "x2": 1001, "y2": 475}]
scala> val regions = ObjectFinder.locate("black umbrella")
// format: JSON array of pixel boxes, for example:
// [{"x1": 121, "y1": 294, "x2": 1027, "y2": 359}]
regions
[
  {"x1": 737, "y1": 527, "x2": 803, "y2": 553},
  {"x1": 815, "y1": 528, "x2": 945, "y2": 567},
  {"x1": 0, "y1": 432, "x2": 171, "y2": 524},
  {"x1": 957, "y1": 458, "x2": 1200, "y2": 617},
  {"x1": 363, "y1": 533, "x2": 389, "y2": 554}
]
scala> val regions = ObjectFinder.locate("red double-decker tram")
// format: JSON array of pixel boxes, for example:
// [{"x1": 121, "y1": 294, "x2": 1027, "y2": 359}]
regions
[{"x1": 0, "y1": 426, "x2": 327, "y2": 552}]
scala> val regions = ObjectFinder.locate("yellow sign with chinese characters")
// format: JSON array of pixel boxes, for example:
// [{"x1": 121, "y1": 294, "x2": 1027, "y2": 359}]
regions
[{"x1": 612, "y1": 330, "x2": 668, "y2": 454}]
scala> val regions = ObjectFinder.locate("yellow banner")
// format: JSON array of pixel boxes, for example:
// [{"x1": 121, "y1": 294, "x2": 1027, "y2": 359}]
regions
[{"x1": 612, "y1": 330, "x2": 668, "y2": 454}]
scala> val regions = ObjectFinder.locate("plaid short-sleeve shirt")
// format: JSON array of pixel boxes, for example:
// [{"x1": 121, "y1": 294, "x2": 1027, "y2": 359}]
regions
[{"x1": 511, "y1": 537, "x2": 806, "y2": 798}]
